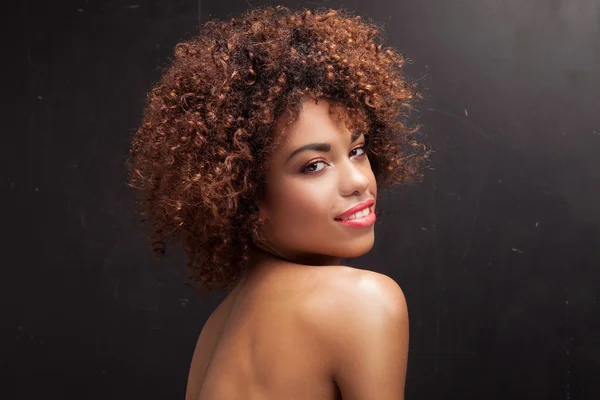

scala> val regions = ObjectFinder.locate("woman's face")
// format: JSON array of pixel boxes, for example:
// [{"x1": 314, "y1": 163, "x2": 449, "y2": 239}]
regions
[{"x1": 259, "y1": 98, "x2": 377, "y2": 265}]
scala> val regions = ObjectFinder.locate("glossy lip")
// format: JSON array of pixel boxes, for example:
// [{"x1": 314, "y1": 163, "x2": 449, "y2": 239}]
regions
[
  {"x1": 334, "y1": 198, "x2": 376, "y2": 220},
  {"x1": 336, "y1": 209, "x2": 376, "y2": 228}
]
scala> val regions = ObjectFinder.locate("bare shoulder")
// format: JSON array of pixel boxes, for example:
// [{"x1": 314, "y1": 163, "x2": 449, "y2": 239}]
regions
[
  {"x1": 301, "y1": 266, "x2": 410, "y2": 400},
  {"x1": 311, "y1": 266, "x2": 407, "y2": 314},
  {"x1": 344, "y1": 267, "x2": 406, "y2": 307},
  {"x1": 301, "y1": 266, "x2": 408, "y2": 338}
]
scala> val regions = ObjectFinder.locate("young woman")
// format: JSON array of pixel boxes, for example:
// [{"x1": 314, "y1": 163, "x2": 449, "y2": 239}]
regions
[{"x1": 128, "y1": 5, "x2": 425, "y2": 399}]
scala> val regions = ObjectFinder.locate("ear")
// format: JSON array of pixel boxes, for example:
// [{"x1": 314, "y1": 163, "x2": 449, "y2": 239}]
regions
[{"x1": 257, "y1": 199, "x2": 270, "y2": 221}]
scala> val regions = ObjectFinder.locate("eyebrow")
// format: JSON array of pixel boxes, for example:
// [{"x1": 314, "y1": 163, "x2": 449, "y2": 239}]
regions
[{"x1": 285, "y1": 131, "x2": 363, "y2": 163}]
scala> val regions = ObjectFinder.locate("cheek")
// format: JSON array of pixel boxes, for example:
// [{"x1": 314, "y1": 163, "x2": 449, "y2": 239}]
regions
[
  {"x1": 270, "y1": 178, "x2": 334, "y2": 229},
  {"x1": 370, "y1": 170, "x2": 377, "y2": 195},
  {"x1": 364, "y1": 158, "x2": 377, "y2": 193},
  {"x1": 360, "y1": 160, "x2": 377, "y2": 198}
]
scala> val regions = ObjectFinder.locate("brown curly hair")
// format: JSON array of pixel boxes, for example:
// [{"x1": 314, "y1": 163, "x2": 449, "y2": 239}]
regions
[{"x1": 126, "y1": 5, "x2": 426, "y2": 292}]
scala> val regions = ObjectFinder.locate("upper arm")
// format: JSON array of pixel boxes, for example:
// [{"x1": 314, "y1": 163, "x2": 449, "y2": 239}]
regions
[{"x1": 324, "y1": 272, "x2": 410, "y2": 400}]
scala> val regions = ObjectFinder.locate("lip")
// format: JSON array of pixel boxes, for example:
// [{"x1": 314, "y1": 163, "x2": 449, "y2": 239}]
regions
[{"x1": 334, "y1": 198, "x2": 375, "y2": 220}]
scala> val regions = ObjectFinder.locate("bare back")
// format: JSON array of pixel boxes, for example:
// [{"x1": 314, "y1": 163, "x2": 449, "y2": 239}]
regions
[{"x1": 185, "y1": 264, "x2": 359, "y2": 400}]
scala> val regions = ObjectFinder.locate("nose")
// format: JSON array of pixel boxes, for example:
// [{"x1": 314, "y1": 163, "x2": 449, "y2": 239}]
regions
[{"x1": 339, "y1": 159, "x2": 370, "y2": 197}]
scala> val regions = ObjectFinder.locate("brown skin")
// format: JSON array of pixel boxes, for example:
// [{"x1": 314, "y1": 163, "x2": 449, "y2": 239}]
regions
[
  {"x1": 185, "y1": 261, "x2": 409, "y2": 400},
  {"x1": 258, "y1": 98, "x2": 377, "y2": 265},
  {"x1": 127, "y1": 5, "x2": 427, "y2": 292},
  {"x1": 185, "y1": 99, "x2": 409, "y2": 400},
  {"x1": 127, "y1": 5, "x2": 423, "y2": 399}
]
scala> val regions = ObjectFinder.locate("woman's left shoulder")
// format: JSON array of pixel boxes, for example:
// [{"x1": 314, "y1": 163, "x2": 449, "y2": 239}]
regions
[
  {"x1": 348, "y1": 268, "x2": 405, "y2": 306},
  {"x1": 315, "y1": 265, "x2": 407, "y2": 313}
]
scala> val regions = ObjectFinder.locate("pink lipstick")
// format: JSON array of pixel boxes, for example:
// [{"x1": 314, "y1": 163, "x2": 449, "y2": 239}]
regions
[{"x1": 334, "y1": 199, "x2": 376, "y2": 228}]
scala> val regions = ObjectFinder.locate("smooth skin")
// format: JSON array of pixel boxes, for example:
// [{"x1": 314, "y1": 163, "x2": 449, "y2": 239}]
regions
[{"x1": 185, "y1": 98, "x2": 409, "y2": 400}]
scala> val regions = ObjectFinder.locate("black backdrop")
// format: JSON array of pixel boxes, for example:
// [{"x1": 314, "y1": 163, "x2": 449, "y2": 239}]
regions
[{"x1": 5, "y1": 0, "x2": 600, "y2": 399}]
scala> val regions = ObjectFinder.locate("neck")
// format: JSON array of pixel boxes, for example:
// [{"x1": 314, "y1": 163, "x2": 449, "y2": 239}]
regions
[
  {"x1": 233, "y1": 247, "x2": 342, "y2": 294},
  {"x1": 248, "y1": 246, "x2": 341, "y2": 269}
]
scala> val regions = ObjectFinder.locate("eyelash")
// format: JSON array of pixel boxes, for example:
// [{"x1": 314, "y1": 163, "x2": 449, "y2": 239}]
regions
[{"x1": 300, "y1": 145, "x2": 367, "y2": 174}]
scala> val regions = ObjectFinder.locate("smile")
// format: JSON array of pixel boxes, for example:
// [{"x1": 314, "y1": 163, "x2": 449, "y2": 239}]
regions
[
  {"x1": 339, "y1": 206, "x2": 373, "y2": 221},
  {"x1": 335, "y1": 206, "x2": 376, "y2": 228}
]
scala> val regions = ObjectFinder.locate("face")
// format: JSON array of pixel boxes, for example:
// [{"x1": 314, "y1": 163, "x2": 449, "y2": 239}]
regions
[{"x1": 258, "y1": 97, "x2": 377, "y2": 265}]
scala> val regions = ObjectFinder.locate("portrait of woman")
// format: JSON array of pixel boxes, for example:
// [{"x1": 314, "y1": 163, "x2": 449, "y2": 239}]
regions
[
  {"x1": 127, "y1": 5, "x2": 425, "y2": 399},
  {"x1": 8, "y1": 0, "x2": 600, "y2": 397}
]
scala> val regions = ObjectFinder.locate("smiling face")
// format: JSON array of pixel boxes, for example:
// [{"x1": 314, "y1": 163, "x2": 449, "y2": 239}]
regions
[{"x1": 257, "y1": 97, "x2": 378, "y2": 266}]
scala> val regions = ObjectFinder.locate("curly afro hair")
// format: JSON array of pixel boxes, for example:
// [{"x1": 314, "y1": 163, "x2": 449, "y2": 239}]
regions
[{"x1": 127, "y1": 5, "x2": 427, "y2": 292}]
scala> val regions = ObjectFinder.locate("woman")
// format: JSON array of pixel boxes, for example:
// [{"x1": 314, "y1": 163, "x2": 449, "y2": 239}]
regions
[{"x1": 127, "y1": 5, "x2": 425, "y2": 399}]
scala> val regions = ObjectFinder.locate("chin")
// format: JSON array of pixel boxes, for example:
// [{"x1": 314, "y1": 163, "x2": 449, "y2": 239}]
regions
[{"x1": 335, "y1": 233, "x2": 375, "y2": 259}]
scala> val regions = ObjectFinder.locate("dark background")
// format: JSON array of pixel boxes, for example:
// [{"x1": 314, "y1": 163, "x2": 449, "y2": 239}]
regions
[{"x1": 5, "y1": 0, "x2": 600, "y2": 398}]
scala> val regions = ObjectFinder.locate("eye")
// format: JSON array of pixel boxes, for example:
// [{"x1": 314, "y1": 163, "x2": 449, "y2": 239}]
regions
[
  {"x1": 350, "y1": 145, "x2": 366, "y2": 157},
  {"x1": 301, "y1": 160, "x2": 328, "y2": 174}
]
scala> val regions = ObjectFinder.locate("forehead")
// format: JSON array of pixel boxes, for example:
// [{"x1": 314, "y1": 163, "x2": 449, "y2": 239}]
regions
[{"x1": 273, "y1": 98, "x2": 352, "y2": 149}]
